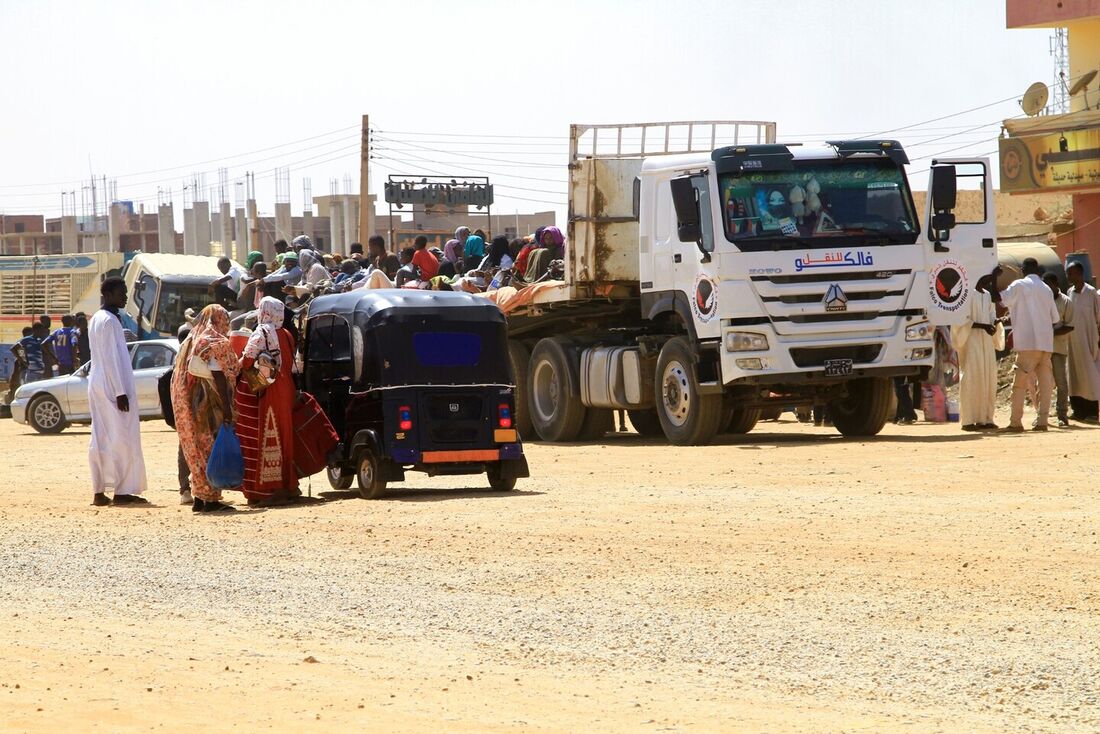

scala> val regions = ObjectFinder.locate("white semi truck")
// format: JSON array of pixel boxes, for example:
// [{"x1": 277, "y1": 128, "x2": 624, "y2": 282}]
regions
[{"x1": 505, "y1": 121, "x2": 998, "y2": 445}]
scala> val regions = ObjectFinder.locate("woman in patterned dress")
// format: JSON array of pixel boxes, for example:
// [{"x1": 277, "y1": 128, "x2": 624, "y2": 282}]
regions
[
  {"x1": 235, "y1": 297, "x2": 300, "y2": 506},
  {"x1": 170, "y1": 304, "x2": 240, "y2": 513}
]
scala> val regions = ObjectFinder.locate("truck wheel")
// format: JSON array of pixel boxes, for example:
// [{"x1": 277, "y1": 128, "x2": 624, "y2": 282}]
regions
[
  {"x1": 723, "y1": 407, "x2": 761, "y2": 434},
  {"x1": 655, "y1": 337, "x2": 723, "y2": 445},
  {"x1": 577, "y1": 408, "x2": 613, "y2": 441},
  {"x1": 327, "y1": 465, "x2": 353, "y2": 490},
  {"x1": 529, "y1": 338, "x2": 587, "y2": 442},
  {"x1": 28, "y1": 394, "x2": 67, "y2": 434},
  {"x1": 627, "y1": 408, "x2": 664, "y2": 437},
  {"x1": 828, "y1": 377, "x2": 892, "y2": 437},
  {"x1": 508, "y1": 340, "x2": 535, "y2": 440},
  {"x1": 487, "y1": 463, "x2": 517, "y2": 492},
  {"x1": 356, "y1": 451, "x2": 388, "y2": 499}
]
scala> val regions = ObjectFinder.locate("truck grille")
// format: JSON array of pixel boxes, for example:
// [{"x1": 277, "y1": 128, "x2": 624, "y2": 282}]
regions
[
  {"x1": 789, "y1": 344, "x2": 882, "y2": 368},
  {"x1": 745, "y1": 269, "x2": 916, "y2": 336}
]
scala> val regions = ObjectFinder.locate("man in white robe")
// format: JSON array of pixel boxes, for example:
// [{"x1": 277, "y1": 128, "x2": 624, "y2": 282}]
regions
[
  {"x1": 1065, "y1": 262, "x2": 1100, "y2": 422},
  {"x1": 88, "y1": 277, "x2": 148, "y2": 506},
  {"x1": 952, "y1": 275, "x2": 999, "y2": 430}
]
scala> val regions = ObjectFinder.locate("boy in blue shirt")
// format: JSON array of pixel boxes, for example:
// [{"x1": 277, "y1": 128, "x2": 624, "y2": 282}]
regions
[{"x1": 47, "y1": 314, "x2": 79, "y2": 374}]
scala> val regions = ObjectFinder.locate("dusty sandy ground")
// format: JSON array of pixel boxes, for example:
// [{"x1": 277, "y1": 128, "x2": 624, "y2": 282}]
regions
[{"x1": 0, "y1": 410, "x2": 1097, "y2": 733}]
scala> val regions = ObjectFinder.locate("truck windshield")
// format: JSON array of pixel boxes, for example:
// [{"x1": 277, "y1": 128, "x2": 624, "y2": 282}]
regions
[
  {"x1": 155, "y1": 284, "x2": 214, "y2": 334},
  {"x1": 719, "y1": 158, "x2": 918, "y2": 250}
]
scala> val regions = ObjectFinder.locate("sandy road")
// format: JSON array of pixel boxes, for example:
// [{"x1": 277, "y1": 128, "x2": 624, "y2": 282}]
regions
[{"x1": 0, "y1": 412, "x2": 1097, "y2": 733}]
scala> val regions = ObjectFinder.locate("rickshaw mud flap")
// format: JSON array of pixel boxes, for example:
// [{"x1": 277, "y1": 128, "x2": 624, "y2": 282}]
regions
[{"x1": 500, "y1": 456, "x2": 531, "y2": 480}]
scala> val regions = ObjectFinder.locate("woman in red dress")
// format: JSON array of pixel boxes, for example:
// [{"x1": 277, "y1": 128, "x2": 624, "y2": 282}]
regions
[{"x1": 235, "y1": 297, "x2": 299, "y2": 505}]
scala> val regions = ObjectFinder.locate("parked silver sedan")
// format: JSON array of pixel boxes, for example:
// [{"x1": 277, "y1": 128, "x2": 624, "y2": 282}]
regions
[{"x1": 10, "y1": 339, "x2": 178, "y2": 434}]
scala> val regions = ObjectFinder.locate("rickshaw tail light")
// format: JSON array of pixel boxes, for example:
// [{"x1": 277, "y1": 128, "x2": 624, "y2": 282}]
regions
[
  {"x1": 498, "y1": 403, "x2": 512, "y2": 429},
  {"x1": 398, "y1": 405, "x2": 413, "y2": 431}
]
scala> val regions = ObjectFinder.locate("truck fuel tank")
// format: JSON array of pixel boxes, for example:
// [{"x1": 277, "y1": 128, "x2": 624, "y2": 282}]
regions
[{"x1": 580, "y1": 346, "x2": 654, "y2": 409}]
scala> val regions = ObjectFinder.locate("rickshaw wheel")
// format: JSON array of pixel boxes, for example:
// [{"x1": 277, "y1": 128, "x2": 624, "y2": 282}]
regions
[
  {"x1": 356, "y1": 452, "x2": 388, "y2": 499},
  {"x1": 327, "y1": 465, "x2": 353, "y2": 490},
  {"x1": 487, "y1": 463, "x2": 517, "y2": 492}
]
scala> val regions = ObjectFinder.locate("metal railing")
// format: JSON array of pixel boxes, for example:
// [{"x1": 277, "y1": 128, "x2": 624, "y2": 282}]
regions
[{"x1": 569, "y1": 120, "x2": 777, "y2": 161}]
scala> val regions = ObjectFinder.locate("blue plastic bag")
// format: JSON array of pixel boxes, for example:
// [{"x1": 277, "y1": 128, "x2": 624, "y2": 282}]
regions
[{"x1": 206, "y1": 424, "x2": 244, "y2": 490}]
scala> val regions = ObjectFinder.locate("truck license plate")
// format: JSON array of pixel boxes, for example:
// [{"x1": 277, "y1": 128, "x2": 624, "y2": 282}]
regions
[{"x1": 824, "y1": 359, "x2": 853, "y2": 377}]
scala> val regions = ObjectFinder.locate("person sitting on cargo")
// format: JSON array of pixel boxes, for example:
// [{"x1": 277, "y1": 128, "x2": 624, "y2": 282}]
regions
[
  {"x1": 479, "y1": 235, "x2": 514, "y2": 272},
  {"x1": 450, "y1": 227, "x2": 471, "y2": 263},
  {"x1": 333, "y1": 258, "x2": 363, "y2": 289},
  {"x1": 212, "y1": 255, "x2": 247, "y2": 294},
  {"x1": 463, "y1": 233, "x2": 486, "y2": 263},
  {"x1": 291, "y1": 234, "x2": 314, "y2": 254},
  {"x1": 524, "y1": 226, "x2": 565, "y2": 282},
  {"x1": 514, "y1": 228, "x2": 544, "y2": 279},
  {"x1": 394, "y1": 248, "x2": 419, "y2": 288},
  {"x1": 271, "y1": 239, "x2": 290, "y2": 270},
  {"x1": 263, "y1": 252, "x2": 302, "y2": 293},
  {"x1": 365, "y1": 235, "x2": 389, "y2": 271},
  {"x1": 411, "y1": 235, "x2": 440, "y2": 281},
  {"x1": 298, "y1": 249, "x2": 331, "y2": 288}
]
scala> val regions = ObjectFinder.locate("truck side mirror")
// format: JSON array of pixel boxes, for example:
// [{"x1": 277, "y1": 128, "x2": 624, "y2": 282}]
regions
[
  {"x1": 930, "y1": 165, "x2": 957, "y2": 212},
  {"x1": 929, "y1": 165, "x2": 957, "y2": 250},
  {"x1": 670, "y1": 176, "x2": 702, "y2": 243}
]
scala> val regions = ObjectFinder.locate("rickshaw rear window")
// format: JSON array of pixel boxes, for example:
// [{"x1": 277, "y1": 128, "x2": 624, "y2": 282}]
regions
[{"x1": 413, "y1": 332, "x2": 481, "y2": 367}]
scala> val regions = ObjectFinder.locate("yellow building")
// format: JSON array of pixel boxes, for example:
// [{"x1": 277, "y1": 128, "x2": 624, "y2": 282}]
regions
[{"x1": 1004, "y1": 1, "x2": 1100, "y2": 264}]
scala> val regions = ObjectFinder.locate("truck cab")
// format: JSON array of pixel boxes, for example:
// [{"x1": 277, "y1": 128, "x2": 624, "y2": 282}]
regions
[
  {"x1": 122, "y1": 253, "x2": 236, "y2": 339},
  {"x1": 505, "y1": 122, "x2": 997, "y2": 445}
]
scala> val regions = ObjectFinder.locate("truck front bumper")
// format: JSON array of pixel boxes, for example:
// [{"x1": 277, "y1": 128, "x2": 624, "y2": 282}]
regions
[{"x1": 718, "y1": 328, "x2": 934, "y2": 388}]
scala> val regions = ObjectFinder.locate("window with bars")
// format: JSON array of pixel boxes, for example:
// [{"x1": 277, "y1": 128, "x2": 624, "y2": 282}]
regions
[{"x1": 0, "y1": 274, "x2": 74, "y2": 315}]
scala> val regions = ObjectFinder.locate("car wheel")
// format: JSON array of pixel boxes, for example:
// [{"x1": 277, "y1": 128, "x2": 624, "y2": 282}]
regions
[
  {"x1": 28, "y1": 394, "x2": 67, "y2": 434},
  {"x1": 327, "y1": 464, "x2": 353, "y2": 490},
  {"x1": 356, "y1": 451, "x2": 387, "y2": 499},
  {"x1": 487, "y1": 463, "x2": 517, "y2": 492}
]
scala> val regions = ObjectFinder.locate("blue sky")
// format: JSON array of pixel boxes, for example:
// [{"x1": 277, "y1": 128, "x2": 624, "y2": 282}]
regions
[{"x1": 0, "y1": 0, "x2": 1052, "y2": 222}]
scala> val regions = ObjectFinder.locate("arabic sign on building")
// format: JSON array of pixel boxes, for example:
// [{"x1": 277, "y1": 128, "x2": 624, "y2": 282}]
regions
[
  {"x1": 384, "y1": 178, "x2": 494, "y2": 208},
  {"x1": 1000, "y1": 127, "x2": 1100, "y2": 194}
]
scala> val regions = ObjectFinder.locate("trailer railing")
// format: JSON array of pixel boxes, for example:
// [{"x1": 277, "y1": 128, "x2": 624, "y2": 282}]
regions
[{"x1": 569, "y1": 120, "x2": 777, "y2": 162}]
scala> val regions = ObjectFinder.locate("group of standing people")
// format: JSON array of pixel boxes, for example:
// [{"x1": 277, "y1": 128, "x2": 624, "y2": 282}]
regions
[
  {"x1": 6, "y1": 312, "x2": 91, "y2": 403},
  {"x1": 86, "y1": 275, "x2": 300, "y2": 511},
  {"x1": 953, "y1": 257, "x2": 1100, "y2": 432}
]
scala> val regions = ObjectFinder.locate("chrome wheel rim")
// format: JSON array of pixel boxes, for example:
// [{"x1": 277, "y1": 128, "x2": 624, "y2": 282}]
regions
[
  {"x1": 661, "y1": 360, "x2": 691, "y2": 428},
  {"x1": 34, "y1": 399, "x2": 61, "y2": 429},
  {"x1": 531, "y1": 358, "x2": 559, "y2": 423}
]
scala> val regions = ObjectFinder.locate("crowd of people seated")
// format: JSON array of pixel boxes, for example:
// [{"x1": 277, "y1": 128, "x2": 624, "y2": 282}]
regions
[{"x1": 213, "y1": 225, "x2": 566, "y2": 327}]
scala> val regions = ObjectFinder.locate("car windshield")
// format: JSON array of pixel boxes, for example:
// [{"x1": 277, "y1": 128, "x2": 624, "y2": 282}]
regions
[
  {"x1": 155, "y1": 284, "x2": 214, "y2": 334},
  {"x1": 719, "y1": 158, "x2": 918, "y2": 250}
]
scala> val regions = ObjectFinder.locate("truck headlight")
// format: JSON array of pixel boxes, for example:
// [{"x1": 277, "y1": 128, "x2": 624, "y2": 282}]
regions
[
  {"x1": 905, "y1": 321, "x2": 932, "y2": 341},
  {"x1": 725, "y1": 331, "x2": 769, "y2": 352}
]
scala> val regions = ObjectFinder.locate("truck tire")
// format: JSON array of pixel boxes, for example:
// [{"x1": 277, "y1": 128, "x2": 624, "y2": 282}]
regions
[
  {"x1": 628, "y1": 408, "x2": 664, "y2": 437},
  {"x1": 577, "y1": 408, "x2": 613, "y2": 441},
  {"x1": 654, "y1": 337, "x2": 723, "y2": 445},
  {"x1": 529, "y1": 338, "x2": 587, "y2": 442},
  {"x1": 723, "y1": 407, "x2": 761, "y2": 434},
  {"x1": 507, "y1": 340, "x2": 535, "y2": 440},
  {"x1": 828, "y1": 377, "x2": 892, "y2": 437}
]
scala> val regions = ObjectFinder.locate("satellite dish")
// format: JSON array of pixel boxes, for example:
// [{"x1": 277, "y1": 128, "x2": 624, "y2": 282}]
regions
[
  {"x1": 1069, "y1": 70, "x2": 1097, "y2": 96},
  {"x1": 1021, "y1": 82, "x2": 1049, "y2": 117}
]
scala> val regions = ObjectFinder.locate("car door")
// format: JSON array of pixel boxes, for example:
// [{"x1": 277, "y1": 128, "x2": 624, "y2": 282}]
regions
[
  {"x1": 921, "y1": 159, "x2": 999, "y2": 326},
  {"x1": 130, "y1": 343, "x2": 176, "y2": 417},
  {"x1": 65, "y1": 362, "x2": 93, "y2": 420},
  {"x1": 670, "y1": 172, "x2": 723, "y2": 340}
]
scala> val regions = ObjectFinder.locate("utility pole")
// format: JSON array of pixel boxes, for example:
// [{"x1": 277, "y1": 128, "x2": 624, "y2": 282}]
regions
[{"x1": 359, "y1": 114, "x2": 370, "y2": 246}]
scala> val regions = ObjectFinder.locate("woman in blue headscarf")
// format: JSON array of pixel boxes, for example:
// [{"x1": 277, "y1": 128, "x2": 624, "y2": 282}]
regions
[{"x1": 463, "y1": 234, "x2": 485, "y2": 263}]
